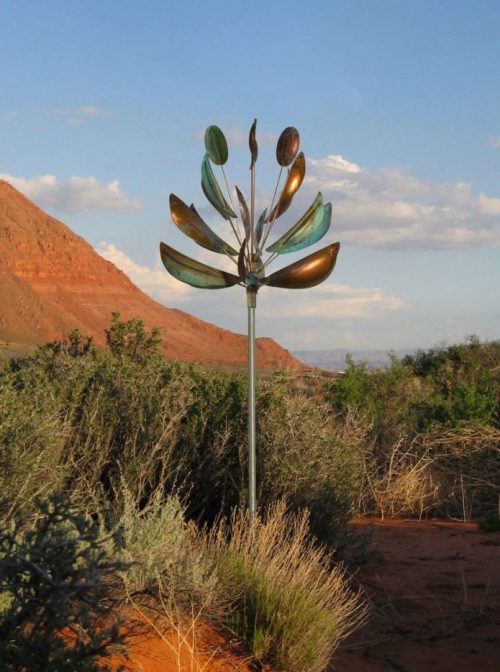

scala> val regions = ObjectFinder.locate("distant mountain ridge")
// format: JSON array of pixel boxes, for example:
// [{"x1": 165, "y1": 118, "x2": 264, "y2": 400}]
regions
[
  {"x1": 0, "y1": 180, "x2": 303, "y2": 369},
  {"x1": 294, "y1": 348, "x2": 415, "y2": 372}
]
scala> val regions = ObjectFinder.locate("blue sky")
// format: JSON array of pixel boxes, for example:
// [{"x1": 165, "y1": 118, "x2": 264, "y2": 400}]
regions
[{"x1": 1, "y1": 0, "x2": 499, "y2": 351}]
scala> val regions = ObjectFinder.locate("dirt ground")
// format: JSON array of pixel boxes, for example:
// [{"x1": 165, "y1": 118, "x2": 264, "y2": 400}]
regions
[
  {"x1": 109, "y1": 518, "x2": 499, "y2": 672},
  {"x1": 332, "y1": 518, "x2": 500, "y2": 672}
]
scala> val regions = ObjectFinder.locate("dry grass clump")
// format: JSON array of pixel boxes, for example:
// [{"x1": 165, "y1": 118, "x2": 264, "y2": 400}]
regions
[
  {"x1": 359, "y1": 436, "x2": 440, "y2": 519},
  {"x1": 206, "y1": 501, "x2": 367, "y2": 672},
  {"x1": 421, "y1": 424, "x2": 500, "y2": 519},
  {"x1": 358, "y1": 424, "x2": 500, "y2": 521}
]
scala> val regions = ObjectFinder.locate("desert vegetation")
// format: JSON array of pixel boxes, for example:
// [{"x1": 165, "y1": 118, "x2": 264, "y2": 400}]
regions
[{"x1": 0, "y1": 315, "x2": 498, "y2": 670}]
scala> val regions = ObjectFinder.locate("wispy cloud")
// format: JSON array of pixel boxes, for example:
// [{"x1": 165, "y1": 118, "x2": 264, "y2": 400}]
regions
[
  {"x1": 96, "y1": 243, "x2": 192, "y2": 303},
  {"x1": 0, "y1": 173, "x2": 142, "y2": 213},
  {"x1": 488, "y1": 136, "x2": 500, "y2": 149},
  {"x1": 299, "y1": 154, "x2": 500, "y2": 248},
  {"x1": 259, "y1": 282, "x2": 407, "y2": 319},
  {"x1": 53, "y1": 105, "x2": 111, "y2": 126}
]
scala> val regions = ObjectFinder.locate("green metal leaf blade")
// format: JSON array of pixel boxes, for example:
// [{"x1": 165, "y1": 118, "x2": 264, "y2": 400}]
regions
[
  {"x1": 204, "y1": 125, "x2": 228, "y2": 165},
  {"x1": 256, "y1": 209, "x2": 267, "y2": 246},
  {"x1": 263, "y1": 242, "x2": 340, "y2": 289},
  {"x1": 169, "y1": 194, "x2": 237, "y2": 256},
  {"x1": 201, "y1": 154, "x2": 237, "y2": 220},
  {"x1": 266, "y1": 193, "x2": 332, "y2": 255},
  {"x1": 159, "y1": 242, "x2": 240, "y2": 289}
]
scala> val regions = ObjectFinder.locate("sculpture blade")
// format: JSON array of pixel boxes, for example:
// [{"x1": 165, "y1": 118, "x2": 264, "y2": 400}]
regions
[
  {"x1": 276, "y1": 127, "x2": 300, "y2": 167},
  {"x1": 160, "y1": 242, "x2": 240, "y2": 289},
  {"x1": 263, "y1": 242, "x2": 340, "y2": 289},
  {"x1": 169, "y1": 194, "x2": 238, "y2": 256},
  {"x1": 235, "y1": 186, "x2": 250, "y2": 237},
  {"x1": 266, "y1": 193, "x2": 331, "y2": 255},
  {"x1": 201, "y1": 154, "x2": 237, "y2": 220},
  {"x1": 268, "y1": 152, "x2": 306, "y2": 222},
  {"x1": 204, "y1": 125, "x2": 228, "y2": 165},
  {"x1": 249, "y1": 118, "x2": 258, "y2": 169},
  {"x1": 256, "y1": 208, "x2": 267, "y2": 246}
]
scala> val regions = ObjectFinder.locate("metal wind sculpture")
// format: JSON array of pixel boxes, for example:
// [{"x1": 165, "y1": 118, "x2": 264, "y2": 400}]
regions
[{"x1": 160, "y1": 121, "x2": 340, "y2": 518}]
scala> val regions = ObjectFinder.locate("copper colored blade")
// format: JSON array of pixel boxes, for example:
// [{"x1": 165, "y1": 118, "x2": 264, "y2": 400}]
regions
[
  {"x1": 263, "y1": 242, "x2": 340, "y2": 289},
  {"x1": 169, "y1": 194, "x2": 237, "y2": 256},
  {"x1": 160, "y1": 242, "x2": 240, "y2": 289},
  {"x1": 276, "y1": 126, "x2": 300, "y2": 167},
  {"x1": 235, "y1": 186, "x2": 250, "y2": 237},
  {"x1": 268, "y1": 152, "x2": 306, "y2": 222}
]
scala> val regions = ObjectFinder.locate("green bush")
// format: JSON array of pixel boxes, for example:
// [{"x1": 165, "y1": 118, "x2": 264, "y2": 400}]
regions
[
  {"x1": 1, "y1": 315, "x2": 365, "y2": 549},
  {"x1": 0, "y1": 494, "x2": 124, "y2": 672}
]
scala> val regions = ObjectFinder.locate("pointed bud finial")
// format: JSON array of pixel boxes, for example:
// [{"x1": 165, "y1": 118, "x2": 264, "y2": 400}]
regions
[{"x1": 249, "y1": 118, "x2": 258, "y2": 169}]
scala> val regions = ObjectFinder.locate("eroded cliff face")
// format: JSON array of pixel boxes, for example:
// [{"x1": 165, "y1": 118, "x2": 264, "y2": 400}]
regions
[{"x1": 0, "y1": 180, "x2": 303, "y2": 369}]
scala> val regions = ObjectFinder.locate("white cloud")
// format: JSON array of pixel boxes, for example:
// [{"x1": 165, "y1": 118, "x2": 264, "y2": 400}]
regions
[
  {"x1": 53, "y1": 105, "x2": 110, "y2": 126},
  {"x1": 0, "y1": 173, "x2": 142, "y2": 213},
  {"x1": 96, "y1": 243, "x2": 192, "y2": 303},
  {"x1": 478, "y1": 193, "x2": 500, "y2": 216},
  {"x1": 259, "y1": 282, "x2": 407, "y2": 319},
  {"x1": 488, "y1": 136, "x2": 500, "y2": 149},
  {"x1": 299, "y1": 155, "x2": 500, "y2": 248}
]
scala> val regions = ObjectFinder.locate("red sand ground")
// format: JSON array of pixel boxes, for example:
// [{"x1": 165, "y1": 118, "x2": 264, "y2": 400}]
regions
[
  {"x1": 333, "y1": 518, "x2": 500, "y2": 672},
  {"x1": 109, "y1": 519, "x2": 499, "y2": 672}
]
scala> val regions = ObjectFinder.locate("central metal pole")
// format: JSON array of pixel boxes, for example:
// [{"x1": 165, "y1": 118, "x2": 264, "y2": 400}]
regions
[{"x1": 247, "y1": 286, "x2": 257, "y2": 519}]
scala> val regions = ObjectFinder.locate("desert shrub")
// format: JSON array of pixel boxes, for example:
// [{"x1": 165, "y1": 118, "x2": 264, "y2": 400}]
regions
[
  {"x1": 0, "y1": 368, "x2": 70, "y2": 520},
  {"x1": 418, "y1": 424, "x2": 500, "y2": 519},
  {"x1": 2, "y1": 316, "x2": 365, "y2": 549},
  {"x1": 326, "y1": 354, "x2": 419, "y2": 442},
  {"x1": 206, "y1": 502, "x2": 367, "y2": 672},
  {"x1": 0, "y1": 494, "x2": 124, "y2": 672},
  {"x1": 327, "y1": 338, "x2": 499, "y2": 437},
  {"x1": 257, "y1": 373, "x2": 366, "y2": 546},
  {"x1": 110, "y1": 486, "x2": 219, "y2": 612}
]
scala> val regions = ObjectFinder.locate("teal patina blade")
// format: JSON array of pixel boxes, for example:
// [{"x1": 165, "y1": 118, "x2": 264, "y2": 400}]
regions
[
  {"x1": 201, "y1": 154, "x2": 237, "y2": 220},
  {"x1": 160, "y1": 242, "x2": 240, "y2": 289},
  {"x1": 169, "y1": 194, "x2": 237, "y2": 255},
  {"x1": 256, "y1": 208, "x2": 267, "y2": 246},
  {"x1": 266, "y1": 192, "x2": 331, "y2": 254},
  {"x1": 204, "y1": 125, "x2": 228, "y2": 165}
]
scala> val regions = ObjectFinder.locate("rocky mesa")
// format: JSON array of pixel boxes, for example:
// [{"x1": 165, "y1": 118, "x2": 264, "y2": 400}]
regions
[{"x1": 0, "y1": 180, "x2": 302, "y2": 369}]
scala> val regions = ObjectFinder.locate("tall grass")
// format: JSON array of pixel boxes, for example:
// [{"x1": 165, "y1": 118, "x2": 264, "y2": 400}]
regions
[{"x1": 206, "y1": 502, "x2": 367, "y2": 672}]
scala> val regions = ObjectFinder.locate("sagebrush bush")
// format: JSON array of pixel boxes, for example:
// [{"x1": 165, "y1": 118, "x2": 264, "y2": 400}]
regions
[{"x1": 110, "y1": 485, "x2": 219, "y2": 612}]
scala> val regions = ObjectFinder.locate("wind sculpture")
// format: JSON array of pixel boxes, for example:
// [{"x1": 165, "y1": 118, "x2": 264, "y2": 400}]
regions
[{"x1": 160, "y1": 120, "x2": 340, "y2": 518}]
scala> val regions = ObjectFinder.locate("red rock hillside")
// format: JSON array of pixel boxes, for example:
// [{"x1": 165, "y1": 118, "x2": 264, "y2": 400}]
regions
[{"x1": 0, "y1": 180, "x2": 303, "y2": 369}]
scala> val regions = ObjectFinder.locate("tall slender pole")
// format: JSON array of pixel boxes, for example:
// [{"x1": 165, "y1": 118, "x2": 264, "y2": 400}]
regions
[{"x1": 247, "y1": 286, "x2": 257, "y2": 519}]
